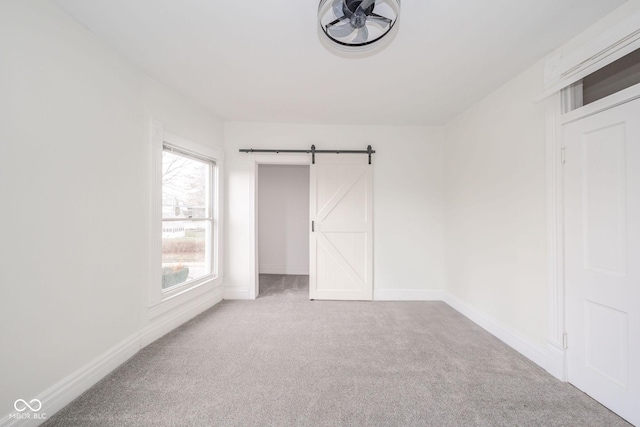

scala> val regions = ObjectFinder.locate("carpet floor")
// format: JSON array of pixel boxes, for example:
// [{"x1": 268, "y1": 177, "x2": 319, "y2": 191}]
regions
[{"x1": 44, "y1": 275, "x2": 630, "y2": 426}]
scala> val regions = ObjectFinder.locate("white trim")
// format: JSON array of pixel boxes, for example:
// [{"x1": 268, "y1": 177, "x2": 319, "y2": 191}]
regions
[
  {"x1": 539, "y1": 10, "x2": 640, "y2": 100},
  {"x1": 163, "y1": 131, "x2": 224, "y2": 161},
  {"x1": 223, "y1": 287, "x2": 251, "y2": 300},
  {"x1": 148, "y1": 276, "x2": 223, "y2": 319},
  {"x1": 149, "y1": 119, "x2": 225, "y2": 314},
  {"x1": 215, "y1": 153, "x2": 225, "y2": 286},
  {"x1": 149, "y1": 119, "x2": 164, "y2": 308},
  {"x1": 0, "y1": 335, "x2": 140, "y2": 427},
  {"x1": 560, "y1": 82, "x2": 640, "y2": 125},
  {"x1": 545, "y1": 91, "x2": 567, "y2": 380},
  {"x1": 259, "y1": 265, "x2": 310, "y2": 275},
  {"x1": 249, "y1": 159, "x2": 258, "y2": 300},
  {"x1": 248, "y1": 154, "x2": 311, "y2": 299},
  {"x1": 0, "y1": 287, "x2": 223, "y2": 427},
  {"x1": 545, "y1": 342, "x2": 567, "y2": 381},
  {"x1": 373, "y1": 289, "x2": 445, "y2": 301},
  {"x1": 443, "y1": 293, "x2": 548, "y2": 369},
  {"x1": 141, "y1": 285, "x2": 223, "y2": 348}
]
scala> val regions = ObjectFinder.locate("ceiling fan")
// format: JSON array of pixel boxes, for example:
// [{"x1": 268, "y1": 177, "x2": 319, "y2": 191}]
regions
[{"x1": 318, "y1": 0, "x2": 400, "y2": 52}]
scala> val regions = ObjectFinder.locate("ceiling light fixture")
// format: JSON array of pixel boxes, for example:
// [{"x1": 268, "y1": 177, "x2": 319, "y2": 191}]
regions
[{"x1": 318, "y1": 0, "x2": 400, "y2": 56}]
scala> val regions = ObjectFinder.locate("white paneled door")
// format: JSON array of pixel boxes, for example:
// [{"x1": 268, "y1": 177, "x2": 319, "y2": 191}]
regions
[
  {"x1": 563, "y1": 97, "x2": 640, "y2": 426},
  {"x1": 310, "y1": 154, "x2": 373, "y2": 300}
]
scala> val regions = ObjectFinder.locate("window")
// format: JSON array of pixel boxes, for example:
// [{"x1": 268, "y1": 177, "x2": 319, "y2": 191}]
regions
[
  {"x1": 148, "y1": 119, "x2": 223, "y2": 316},
  {"x1": 161, "y1": 146, "x2": 215, "y2": 289},
  {"x1": 565, "y1": 47, "x2": 640, "y2": 112},
  {"x1": 582, "y1": 47, "x2": 640, "y2": 106}
]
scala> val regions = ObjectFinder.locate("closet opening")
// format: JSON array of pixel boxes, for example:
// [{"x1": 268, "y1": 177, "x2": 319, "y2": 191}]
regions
[{"x1": 256, "y1": 164, "x2": 310, "y2": 298}]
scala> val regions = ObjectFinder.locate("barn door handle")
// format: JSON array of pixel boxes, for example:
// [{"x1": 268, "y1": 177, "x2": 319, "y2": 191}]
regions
[{"x1": 312, "y1": 221, "x2": 315, "y2": 232}]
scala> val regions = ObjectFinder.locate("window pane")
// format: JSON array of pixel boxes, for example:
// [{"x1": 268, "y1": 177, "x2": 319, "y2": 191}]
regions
[
  {"x1": 582, "y1": 48, "x2": 640, "y2": 107},
  {"x1": 162, "y1": 150, "x2": 210, "y2": 219},
  {"x1": 162, "y1": 221, "x2": 212, "y2": 289}
]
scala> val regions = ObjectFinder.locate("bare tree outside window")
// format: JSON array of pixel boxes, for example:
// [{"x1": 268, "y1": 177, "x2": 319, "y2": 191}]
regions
[{"x1": 161, "y1": 149, "x2": 213, "y2": 289}]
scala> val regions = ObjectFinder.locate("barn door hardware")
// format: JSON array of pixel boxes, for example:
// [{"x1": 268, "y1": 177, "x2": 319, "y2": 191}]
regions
[{"x1": 239, "y1": 145, "x2": 375, "y2": 165}]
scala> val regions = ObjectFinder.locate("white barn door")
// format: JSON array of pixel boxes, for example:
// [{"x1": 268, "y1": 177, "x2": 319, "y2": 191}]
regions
[
  {"x1": 563, "y1": 97, "x2": 640, "y2": 426},
  {"x1": 310, "y1": 154, "x2": 373, "y2": 300}
]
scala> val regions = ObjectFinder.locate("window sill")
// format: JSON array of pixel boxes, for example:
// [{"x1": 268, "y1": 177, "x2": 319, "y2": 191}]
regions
[{"x1": 148, "y1": 275, "x2": 223, "y2": 319}]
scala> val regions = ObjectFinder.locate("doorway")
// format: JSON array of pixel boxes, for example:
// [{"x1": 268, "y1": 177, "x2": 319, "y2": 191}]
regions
[
  {"x1": 249, "y1": 152, "x2": 374, "y2": 301},
  {"x1": 257, "y1": 164, "x2": 310, "y2": 297},
  {"x1": 562, "y1": 93, "x2": 640, "y2": 426}
]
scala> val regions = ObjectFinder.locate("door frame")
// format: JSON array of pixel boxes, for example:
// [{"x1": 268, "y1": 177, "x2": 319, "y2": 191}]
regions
[
  {"x1": 248, "y1": 154, "x2": 311, "y2": 299},
  {"x1": 549, "y1": 82, "x2": 640, "y2": 378},
  {"x1": 543, "y1": 10, "x2": 640, "y2": 381}
]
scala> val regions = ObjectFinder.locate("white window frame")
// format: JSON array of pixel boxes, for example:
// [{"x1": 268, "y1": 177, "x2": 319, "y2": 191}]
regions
[
  {"x1": 161, "y1": 145, "x2": 215, "y2": 293},
  {"x1": 148, "y1": 119, "x2": 224, "y2": 318}
]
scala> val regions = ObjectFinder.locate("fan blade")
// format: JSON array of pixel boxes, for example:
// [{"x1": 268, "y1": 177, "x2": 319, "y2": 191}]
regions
[
  {"x1": 371, "y1": 13, "x2": 392, "y2": 24},
  {"x1": 368, "y1": 15, "x2": 391, "y2": 29},
  {"x1": 326, "y1": 15, "x2": 348, "y2": 28},
  {"x1": 328, "y1": 21, "x2": 355, "y2": 38},
  {"x1": 332, "y1": 0, "x2": 345, "y2": 18},
  {"x1": 353, "y1": 25, "x2": 369, "y2": 43},
  {"x1": 356, "y1": 0, "x2": 377, "y2": 13}
]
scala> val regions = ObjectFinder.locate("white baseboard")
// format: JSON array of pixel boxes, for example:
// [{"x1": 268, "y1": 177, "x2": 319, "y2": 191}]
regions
[
  {"x1": 148, "y1": 279, "x2": 221, "y2": 319},
  {"x1": 442, "y1": 292, "x2": 547, "y2": 369},
  {"x1": 0, "y1": 286, "x2": 223, "y2": 427},
  {"x1": 0, "y1": 335, "x2": 142, "y2": 427},
  {"x1": 545, "y1": 342, "x2": 567, "y2": 381},
  {"x1": 259, "y1": 265, "x2": 309, "y2": 275},
  {"x1": 374, "y1": 288, "x2": 446, "y2": 301},
  {"x1": 140, "y1": 285, "x2": 223, "y2": 348},
  {"x1": 223, "y1": 287, "x2": 251, "y2": 300}
]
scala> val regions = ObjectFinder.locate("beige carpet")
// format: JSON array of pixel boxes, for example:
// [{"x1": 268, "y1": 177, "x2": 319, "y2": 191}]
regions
[{"x1": 44, "y1": 275, "x2": 630, "y2": 426}]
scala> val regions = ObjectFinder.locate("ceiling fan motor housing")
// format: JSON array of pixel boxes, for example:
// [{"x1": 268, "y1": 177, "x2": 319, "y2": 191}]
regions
[
  {"x1": 344, "y1": 0, "x2": 375, "y2": 21},
  {"x1": 318, "y1": 0, "x2": 400, "y2": 53}
]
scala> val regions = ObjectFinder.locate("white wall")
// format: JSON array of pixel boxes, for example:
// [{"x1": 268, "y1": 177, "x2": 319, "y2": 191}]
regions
[
  {"x1": 3, "y1": 0, "x2": 638, "y2": 422},
  {"x1": 258, "y1": 165, "x2": 310, "y2": 276},
  {"x1": 443, "y1": 63, "x2": 548, "y2": 345},
  {"x1": 551, "y1": 0, "x2": 640, "y2": 57},
  {"x1": 0, "y1": 0, "x2": 224, "y2": 420},
  {"x1": 442, "y1": 0, "x2": 640, "y2": 348},
  {"x1": 225, "y1": 122, "x2": 444, "y2": 299}
]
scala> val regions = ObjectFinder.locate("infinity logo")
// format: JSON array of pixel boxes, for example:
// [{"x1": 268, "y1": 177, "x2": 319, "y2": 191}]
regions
[{"x1": 14, "y1": 399, "x2": 42, "y2": 412}]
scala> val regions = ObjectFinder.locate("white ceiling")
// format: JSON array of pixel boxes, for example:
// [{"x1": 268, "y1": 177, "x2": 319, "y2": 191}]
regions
[{"x1": 52, "y1": 0, "x2": 626, "y2": 126}]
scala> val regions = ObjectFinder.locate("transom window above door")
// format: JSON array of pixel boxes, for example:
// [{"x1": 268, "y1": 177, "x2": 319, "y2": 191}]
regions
[{"x1": 565, "y1": 47, "x2": 640, "y2": 112}]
